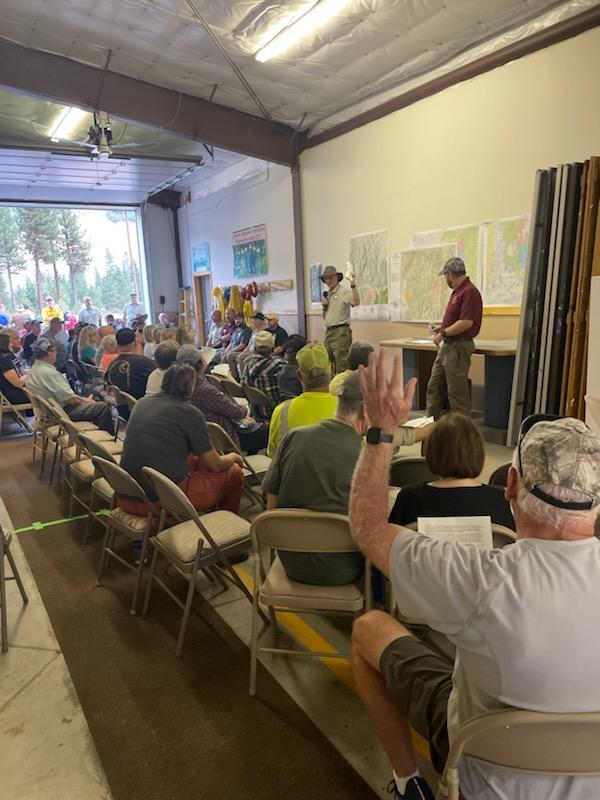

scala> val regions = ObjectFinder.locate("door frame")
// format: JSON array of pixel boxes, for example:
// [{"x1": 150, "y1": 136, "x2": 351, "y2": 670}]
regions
[{"x1": 192, "y1": 272, "x2": 212, "y2": 346}]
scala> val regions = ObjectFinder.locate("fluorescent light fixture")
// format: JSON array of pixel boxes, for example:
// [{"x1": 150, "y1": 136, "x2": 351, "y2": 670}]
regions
[
  {"x1": 49, "y1": 106, "x2": 87, "y2": 142},
  {"x1": 255, "y1": 0, "x2": 350, "y2": 63}
]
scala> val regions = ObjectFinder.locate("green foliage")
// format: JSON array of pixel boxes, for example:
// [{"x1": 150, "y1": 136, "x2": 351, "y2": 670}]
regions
[
  {"x1": 99, "y1": 263, "x2": 130, "y2": 310},
  {"x1": 57, "y1": 209, "x2": 92, "y2": 308},
  {"x1": 0, "y1": 208, "x2": 27, "y2": 310},
  {"x1": 15, "y1": 277, "x2": 38, "y2": 310}
]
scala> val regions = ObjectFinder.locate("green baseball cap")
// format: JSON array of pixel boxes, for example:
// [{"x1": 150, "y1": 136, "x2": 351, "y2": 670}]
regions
[{"x1": 296, "y1": 343, "x2": 330, "y2": 375}]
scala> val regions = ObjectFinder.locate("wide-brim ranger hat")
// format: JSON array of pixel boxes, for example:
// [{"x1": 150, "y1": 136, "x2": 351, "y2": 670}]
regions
[{"x1": 319, "y1": 265, "x2": 344, "y2": 283}]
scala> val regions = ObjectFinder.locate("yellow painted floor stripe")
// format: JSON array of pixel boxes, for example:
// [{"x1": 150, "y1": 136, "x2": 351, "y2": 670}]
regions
[{"x1": 234, "y1": 564, "x2": 430, "y2": 762}]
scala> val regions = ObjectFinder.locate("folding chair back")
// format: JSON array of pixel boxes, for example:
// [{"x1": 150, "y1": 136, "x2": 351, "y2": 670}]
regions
[
  {"x1": 79, "y1": 433, "x2": 119, "y2": 463},
  {"x1": 142, "y1": 466, "x2": 197, "y2": 523},
  {"x1": 0, "y1": 389, "x2": 33, "y2": 434},
  {"x1": 92, "y1": 457, "x2": 151, "y2": 509},
  {"x1": 22, "y1": 387, "x2": 45, "y2": 421},
  {"x1": 489, "y1": 462, "x2": 511, "y2": 487},
  {"x1": 491, "y1": 523, "x2": 516, "y2": 548},
  {"x1": 251, "y1": 509, "x2": 359, "y2": 554},
  {"x1": 438, "y1": 708, "x2": 600, "y2": 800},
  {"x1": 206, "y1": 421, "x2": 239, "y2": 455},
  {"x1": 221, "y1": 379, "x2": 246, "y2": 399},
  {"x1": 45, "y1": 396, "x2": 70, "y2": 422},
  {"x1": 115, "y1": 390, "x2": 138, "y2": 413},
  {"x1": 242, "y1": 384, "x2": 274, "y2": 413},
  {"x1": 389, "y1": 457, "x2": 436, "y2": 488},
  {"x1": 206, "y1": 374, "x2": 225, "y2": 392},
  {"x1": 0, "y1": 497, "x2": 29, "y2": 653}
]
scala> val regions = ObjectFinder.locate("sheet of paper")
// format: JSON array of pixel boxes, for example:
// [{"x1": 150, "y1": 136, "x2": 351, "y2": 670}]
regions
[
  {"x1": 417, "y1": 516, "x2": 493, "y2": 548},
  {"x1": 403, "y1": 416, "x2": 434, "y2": 428},
  {"x1": 406, "y1": 337, "x2": 434, "y2": 344}
]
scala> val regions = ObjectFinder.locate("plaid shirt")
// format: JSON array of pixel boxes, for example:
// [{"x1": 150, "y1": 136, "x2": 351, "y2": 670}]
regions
[
  {"x1": 239, "y1": 354, "x2": 283, "y2": 405},
  {"x1": 191, "y1": 376, "x2": 246, "y2": 447}
]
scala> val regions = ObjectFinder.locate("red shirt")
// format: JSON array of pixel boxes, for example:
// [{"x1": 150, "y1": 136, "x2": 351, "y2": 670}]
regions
[{"x1": 441, "y1": 277, "x2": 482, "y2": 338}]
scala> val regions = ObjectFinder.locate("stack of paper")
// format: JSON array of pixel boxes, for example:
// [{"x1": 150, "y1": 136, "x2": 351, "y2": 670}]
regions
[
  {"x1": 417, "y1": 516, "x2": 493, "y2": 548},
  {"x1": 403, "y1": 416, "x2": 434, "y2": 428}
]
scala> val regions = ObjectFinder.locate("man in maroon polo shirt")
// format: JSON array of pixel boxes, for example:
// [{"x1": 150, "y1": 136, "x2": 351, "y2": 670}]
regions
[{"x1": 426, "y1": 257, "x2": 483, "y2": 418}]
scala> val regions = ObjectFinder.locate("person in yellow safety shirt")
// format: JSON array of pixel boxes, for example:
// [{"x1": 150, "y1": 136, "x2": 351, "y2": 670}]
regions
[
  {"x1": 41, "y1": 296, "x2": 63, "y2": 326},
  {"x1": 267, "y1": 344, "x2": 336, "y2": 457}
]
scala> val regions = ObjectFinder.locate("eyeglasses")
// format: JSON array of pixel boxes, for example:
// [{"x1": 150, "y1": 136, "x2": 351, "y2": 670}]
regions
[{"x1": 517, "y1": 413, "x2": 593, "y2": 511}]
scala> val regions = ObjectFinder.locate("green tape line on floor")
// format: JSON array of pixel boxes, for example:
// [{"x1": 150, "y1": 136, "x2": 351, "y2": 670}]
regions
[{"x1": 15, "y1": 509, "x2": 109, "y2": 534}]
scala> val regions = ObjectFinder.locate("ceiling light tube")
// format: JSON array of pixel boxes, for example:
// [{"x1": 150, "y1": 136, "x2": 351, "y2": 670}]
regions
[
  {"x1": 255, "y1": 0, "x2": 350, "y2": 63},
  {"x1": 49, "y1": 106, "x2": 87, "y2": 142}
]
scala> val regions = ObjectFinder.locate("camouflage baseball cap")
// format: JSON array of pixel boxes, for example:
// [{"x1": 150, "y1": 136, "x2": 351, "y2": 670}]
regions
[
  {"x1": 519, "y1": 417, "x2": 600, "y2": 509},
  {"x1": 438, "y1": 256, "x2": 466, "y2": 276}
]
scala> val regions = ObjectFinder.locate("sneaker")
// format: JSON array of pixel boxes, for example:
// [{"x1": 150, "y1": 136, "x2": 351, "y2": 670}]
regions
[{"x1": 386, "y1": 776, "x2": 436, "y2": 800}]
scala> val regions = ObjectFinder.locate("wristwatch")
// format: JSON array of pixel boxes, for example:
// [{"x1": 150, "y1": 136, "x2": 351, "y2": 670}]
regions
[{"x1": 366, "y1": 427, "x2": 394, "y2": 445}]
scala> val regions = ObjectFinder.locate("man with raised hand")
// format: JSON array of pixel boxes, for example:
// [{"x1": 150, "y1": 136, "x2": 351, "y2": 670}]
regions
[{"x1": 349, "y1": 351, "x2": 600, "y2": 800}]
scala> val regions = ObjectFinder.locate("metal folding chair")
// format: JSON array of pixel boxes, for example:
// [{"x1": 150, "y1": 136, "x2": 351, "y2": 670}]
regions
[
  {"x1": 206, "y1": 421, "x2": 269, "y2": 508},
  {"x1": 0, "y1": 497, "x2": 29, "y2": 653},
  {"x1": 206, "y1": 374, "x2": 225, "y2": 392},
  {"x1": 437, "y1": 708, "x2": 600, "y2": 800},
  {"x1": 92, "y1": 457, "x2": 159, "y2": 615},
  {"x1": 77, "y1": 434, "x2": 119, "y2": 543},
  {"x1": 249, "y1": 509, "x2": 371, "y2": 696},
  {"x1": 389, "y1": 456, "x2": 436, "y2": 488},
  {"x1": 0, "y1": 389, "x2": 33, "y2": 435},
  {"x1": 489, "y1": 462, "x2": 511, "y2": 487},
  {"x1": 141, "y1": 467, "x2": 258, "y2": 655},
  {"x1": 221, "y1": 378, "x2": 246, "y2": 400},
  {"x1": 242, "y1": 384, "x2": 275, "y2": 420}
]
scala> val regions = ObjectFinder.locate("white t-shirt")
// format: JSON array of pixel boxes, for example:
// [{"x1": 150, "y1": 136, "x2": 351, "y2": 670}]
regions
[
  {"x1": 390, "y1": 531, "x2": 600, "y2": 800},
  {"x1": 145, "y1": 368, "x2": 165, "y2": 395}
]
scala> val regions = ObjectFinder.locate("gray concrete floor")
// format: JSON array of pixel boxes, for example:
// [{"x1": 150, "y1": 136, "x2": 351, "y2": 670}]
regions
[{"x1": 1, "y1": 438, "x2": 513, "y2": 799}]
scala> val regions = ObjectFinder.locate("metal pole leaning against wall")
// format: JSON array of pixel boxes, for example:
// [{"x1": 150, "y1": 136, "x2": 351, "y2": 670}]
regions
[{"x1": 291, "y1": 165, "x2": 307, "y2": 338}]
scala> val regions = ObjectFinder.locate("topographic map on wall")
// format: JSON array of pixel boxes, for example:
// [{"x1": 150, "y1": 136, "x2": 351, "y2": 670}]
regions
[
  {"x1": 481, "y1": 216, "x2": 529, "y2": 306},
  {"x1": 397, "y1": 243, "x2": 457, "y2": 322},
  {"x1": 349, "y1": 230, "x2": 389, "y2": 304},
  {"x1": 411, "y1": 224, "x2": 483, "y2": 284}
]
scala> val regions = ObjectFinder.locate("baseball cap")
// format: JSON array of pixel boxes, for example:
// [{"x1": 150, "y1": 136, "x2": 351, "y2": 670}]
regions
[
  {"x1": 176, "y1": 344, "x2": 216, "y2": 367},
  {"x1": 266, "y1": 312, "x2": 279, "y2": 322},
  {"x1": 518, "y1": 416, "x2": 600, "y2": 510},
  {"x1": 296, "y1": 344, "x2": 330, "y2": 375},
  {"x1": 251, "y1": 312, "x2": 266, "y2": 321},
  {"x1": 438, "y1": 257, "x2": 466, "y2": 276},
  {"x1": 32, "y1": 337, "x2": 55, "y2": 356},
  {"x1": 337, "y1": 370, "x2": 363, "y2": 402},
  {"x1": 253, "y1": 331, "x2": 275, "y2": 351},
  {"x1": 116, "y1": 328, "x2": 136, "y2": 346}
]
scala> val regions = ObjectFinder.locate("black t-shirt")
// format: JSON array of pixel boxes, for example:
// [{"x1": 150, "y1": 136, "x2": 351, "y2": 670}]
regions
[
  {"x1": 278, "y1": 363, "x2": 302, "y2": 399},
  {"x1": 22, "y1": 332, "x2": 38, "y2": 363},
  {"x1": 0, "y1": 352, "x2": 20, "y2": 395},
  {"x1": 106, "y1": 354, "x2": 155, "y2": 398},
  {"x1": 269, "y1": 325, "x2": 288, "y2": 349},
  {"x1": 389, "y1": 483, "x2": 515, "y2": 530},
  {"x1": 121, "y1": 393, "x2": 212, "y2": 499}
]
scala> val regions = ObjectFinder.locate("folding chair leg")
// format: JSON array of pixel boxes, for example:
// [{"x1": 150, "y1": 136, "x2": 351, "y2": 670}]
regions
[
  {"x1": 176, "y1": 561, "x2": 199, "y2": 656},
  {"x1": 5, "y1": 546, "x2": 28, "y2": 605},
  {"x1": 84, "y1": 487, "x2": 96, "y2": 544},
  {"x1": 97, "y1": 524, "x2": 112, "y2": 584},
  {"x1": 249, "y1": 558, "x2": 261, "y2": 696},
  {"x1": 0, "y1": 541, "x2": 8, "y2": 654},
  {"x1": 130, "y1": 524, "x2": 151, "y2": 615},
  {"x1": 142, "y1": 544, "x2": 160, "y2": 615}
]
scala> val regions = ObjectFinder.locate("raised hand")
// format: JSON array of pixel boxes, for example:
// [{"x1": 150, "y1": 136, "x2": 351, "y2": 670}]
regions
[{"x1": 358, "y1": 351, "x2": 416, "y2": 433}]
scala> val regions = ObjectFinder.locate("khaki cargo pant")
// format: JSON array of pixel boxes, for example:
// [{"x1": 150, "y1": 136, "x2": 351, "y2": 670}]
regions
[
  {"x1": 426, "y1": 340, "x2": 474, "y2": 419},
  {"x1": 324, "y1": 324, "x2": 352, "y2": 373}
]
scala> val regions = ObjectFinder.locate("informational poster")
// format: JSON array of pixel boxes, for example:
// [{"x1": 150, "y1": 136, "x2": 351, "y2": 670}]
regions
[
  {"x1": 481, "y1": 216, "x2": 529, "y2": 306},
  {"x1": 232, "y1": 224, "x2": 268, "y2": 278},
  {"x1": 191, "y1": 242, "x2": 211, "y2": 272},
  {"x1": 309, "y1": 262, "x2": 323, "y2": 304},
  {"x1": 349, "y1": 229, "x2": 389, "y2": 304},
  {"x1": 411, "y1": 224, "x2": 482, "y2": 286},
  {"x1": 396, "y1": 243, "x2": 457, "y2": 322}
]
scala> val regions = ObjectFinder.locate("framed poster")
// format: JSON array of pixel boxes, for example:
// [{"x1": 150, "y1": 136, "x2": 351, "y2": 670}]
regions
[
  {"x1": 192, "y1": 242, "x2": 211, "y2": 272},
  {"x1": 232, "y1": 224, "x2": 268, "y2": 278}
]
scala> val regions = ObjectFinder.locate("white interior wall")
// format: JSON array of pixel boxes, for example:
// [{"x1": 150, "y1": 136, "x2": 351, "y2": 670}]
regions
[
  {"x1": 298, "y1": 25, "x2": 600, "y2": 409},
  {"x1": 177, "y1": 162, "x2": 299, "y2": 332},
  {"x1": 143, "y1": 203, "x2": 180, "y2": 318}
]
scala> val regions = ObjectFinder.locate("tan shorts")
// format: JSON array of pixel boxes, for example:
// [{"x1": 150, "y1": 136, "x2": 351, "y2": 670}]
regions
[{"x1": 379, "y1": 635, "x2": 453, "y2": 773}]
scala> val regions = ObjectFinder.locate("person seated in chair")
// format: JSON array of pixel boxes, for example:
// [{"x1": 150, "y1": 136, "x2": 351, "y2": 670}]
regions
[
  {"x1": 120, "y1": 363, "x2": 244, "y2": 515},
  {"x1": 277, "y1": 335, "x2": 307, "y2": 400},
  {"x1": 105, "y1": 328, "x2": 155, "y2": 399},
  {"x1": 267, "y1": 343, "x2": 336, "y2": 457},
  {"x1": 350, "y1": 354, "x2": 600, "y2": 800},
  {"x1": 239, "y1": 330, "x2": 283, "y2": 411},
  {"x1": 263, "y1": 371, "x2": 367, "y2": 586},
  {"x1": 145, "y1": 340, "x2": 178, "y2": 395},
  {"x1": 389, "y1": 412, "x2": 514, "y2": 530},
  {"x1": 0, "y1": 330, "x2": 30, "y2": 407},
  {"x1": 26, "y1": 338, "x2": 114, "y2": 432}
]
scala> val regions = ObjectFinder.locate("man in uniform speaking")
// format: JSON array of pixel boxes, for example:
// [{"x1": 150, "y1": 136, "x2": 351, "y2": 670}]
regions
[
  {"x1": 426, "y1": 257, "x2": 483, "y2": 419},
  {"x1": 321, "y1": 264, "x2": 360, "y2": 372}
]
